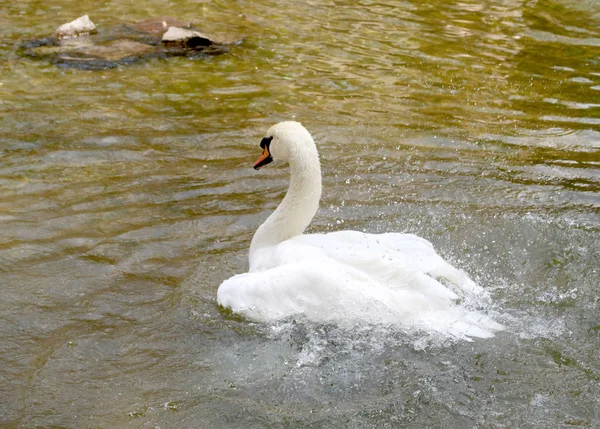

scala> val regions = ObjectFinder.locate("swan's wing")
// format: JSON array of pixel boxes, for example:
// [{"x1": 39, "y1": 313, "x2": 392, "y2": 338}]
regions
[
  {"x1": 219, "y1": 231, "x2": 502, "y2": 338},
  {"x1": 249, "y1": 232, "x2": 460, "y2": 304},
  {"x1": 220, "y1": 259, "x2": 461, "y2": 324},
  {"x1": 218, "y1": 263, "x2": 335, "y2": 322},
  {"x1": 217, "y1": 259, "x2": 501, "y2": 339},
  {"x1": 291, "y1": 230, "x2": 483, "y2": 297},
  {"x1": 377, "y1": 232, "x2": 484, "y2": 295},
  {"x1": 218, "y1": 261, "x2": 407, "y2": 323}
]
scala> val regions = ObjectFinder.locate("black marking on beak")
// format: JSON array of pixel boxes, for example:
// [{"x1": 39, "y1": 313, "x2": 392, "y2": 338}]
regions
[
  {"x1": 260, "y1": 136, "x2": 273, "y2": 149},
  {"x1": 254, "y1": 136, "x2": 273, "y2": 170}
]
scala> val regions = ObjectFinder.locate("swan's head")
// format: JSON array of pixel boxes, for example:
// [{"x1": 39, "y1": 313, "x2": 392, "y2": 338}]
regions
[{"x1": 253, "y1": 121, "x2": 315, "y2": 170}]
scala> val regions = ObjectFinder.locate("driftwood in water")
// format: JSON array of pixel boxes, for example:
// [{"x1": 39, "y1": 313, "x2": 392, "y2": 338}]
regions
[{"x1": 19, "y1": 16, "x2": 240, "y2": 69}]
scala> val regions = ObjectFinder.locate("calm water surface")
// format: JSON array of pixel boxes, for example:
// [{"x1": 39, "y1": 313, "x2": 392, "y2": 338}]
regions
[{"x1": 1, "y1": 0, "x2": 599, "y2": 427}]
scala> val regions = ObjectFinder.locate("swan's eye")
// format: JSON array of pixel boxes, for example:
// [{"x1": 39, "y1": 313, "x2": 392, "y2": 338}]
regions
[{"x1": 260, "y1": 136, "x2": 273, "y2": 149}]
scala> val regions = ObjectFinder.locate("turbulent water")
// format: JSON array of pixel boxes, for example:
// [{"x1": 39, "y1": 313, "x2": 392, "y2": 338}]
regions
[{"x1": 1, "y1": 0, "x2": 599, "y2": 427}]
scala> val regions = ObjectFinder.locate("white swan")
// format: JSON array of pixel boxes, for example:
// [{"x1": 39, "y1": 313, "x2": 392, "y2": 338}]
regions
[{"x1": 217, "y1": 121, "x2": 503, "y2": 339}]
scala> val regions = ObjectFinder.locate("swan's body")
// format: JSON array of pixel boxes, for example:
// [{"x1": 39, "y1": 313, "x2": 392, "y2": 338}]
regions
[{"x1": 217, "y1": 122, "x2": 502, "y2": 339}]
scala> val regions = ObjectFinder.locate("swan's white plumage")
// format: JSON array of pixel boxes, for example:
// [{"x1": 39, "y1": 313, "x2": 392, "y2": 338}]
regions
[{"x1": 217, "y1": 121, "x2": 503, "y2": 339}]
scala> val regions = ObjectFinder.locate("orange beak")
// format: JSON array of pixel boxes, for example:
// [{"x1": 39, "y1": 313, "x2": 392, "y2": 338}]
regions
[{"x1": 253, "y1": 146, "x2": 273, "y2": 170}]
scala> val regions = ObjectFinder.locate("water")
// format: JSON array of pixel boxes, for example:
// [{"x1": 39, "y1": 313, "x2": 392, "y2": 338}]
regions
[{"x1": 1, "y1": 0, "x2": 599, "y2": 427}]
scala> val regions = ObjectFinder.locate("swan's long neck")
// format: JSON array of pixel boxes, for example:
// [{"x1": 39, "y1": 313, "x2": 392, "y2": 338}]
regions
[{"x1": 249, "y1": 141, "x2": 322, "y2": 266}]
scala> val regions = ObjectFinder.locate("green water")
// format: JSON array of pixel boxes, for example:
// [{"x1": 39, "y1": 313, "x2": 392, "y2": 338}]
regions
[{"x1": 1, "y1": 0, "x2": 599, "y2": 427}]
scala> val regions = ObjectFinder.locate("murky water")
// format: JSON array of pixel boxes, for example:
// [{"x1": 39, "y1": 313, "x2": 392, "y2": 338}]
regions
[{"x1": 1, "y1": 0, "x2": 599, "y2": 427}]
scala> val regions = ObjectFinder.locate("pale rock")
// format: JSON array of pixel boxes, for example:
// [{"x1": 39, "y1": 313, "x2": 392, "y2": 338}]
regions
[
  {"x1": 161, "y1": 26, "x2": 210, "y2": 43},
  {"x1": 55, "y1": 15, "x2": 96, "y2": 39}
]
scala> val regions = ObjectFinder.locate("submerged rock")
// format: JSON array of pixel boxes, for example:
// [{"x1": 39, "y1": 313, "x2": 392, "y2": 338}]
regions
[
  {"x1": 19, "y1": 15, "x2": 239, "y2": 69},
  {"x1": 129, "y1": 17, "x2": 189, "y2": 34}
]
